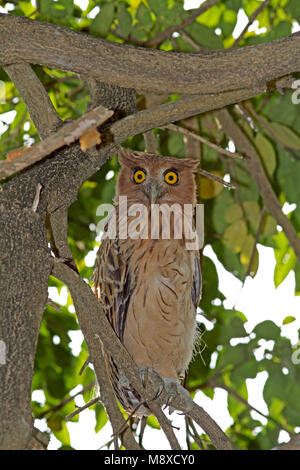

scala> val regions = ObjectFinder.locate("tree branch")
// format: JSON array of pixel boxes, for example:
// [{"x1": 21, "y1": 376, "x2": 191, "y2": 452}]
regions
[
  {"x1": 1, "y1": 14, "x2": 299, "y2": 95},
  {"x1": 215, "y1": 109, "x2": 300, "y2": 262},
  {"x1": 232, "y1": 0, "x2": 272, "y2": 48},
  {"x1": 161, "y1": 123, "x2": 244, "y2": 159},
  {"x1": 4, "y1": 62, "x2": 61, "y2": 139},
  {"x1": 143, "y1": 0, "x2": 220, "y2": 48},
  {"x1": 0, "y1": 105, "x2": 113, "y2": 178}
]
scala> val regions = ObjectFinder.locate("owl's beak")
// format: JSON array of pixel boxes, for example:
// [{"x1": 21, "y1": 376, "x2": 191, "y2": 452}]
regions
[{"x1": 148, "y1": 181, "x2": 160, "y2": 204}]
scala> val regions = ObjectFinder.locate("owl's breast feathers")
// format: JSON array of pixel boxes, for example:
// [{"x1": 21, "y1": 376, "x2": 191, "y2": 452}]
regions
[{"x1": 93, "y1": 226, "x2": 201, "y2": 417}]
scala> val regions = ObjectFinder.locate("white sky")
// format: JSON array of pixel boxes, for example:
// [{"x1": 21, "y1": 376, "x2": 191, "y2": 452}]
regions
[{"x1": 1, "y1": 0, "x2": 300, "y2": 451}]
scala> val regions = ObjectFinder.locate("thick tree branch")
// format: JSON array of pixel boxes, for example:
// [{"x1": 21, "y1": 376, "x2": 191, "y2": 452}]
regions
[
  {"x1": 111, "y1": 86, "x2": 265, "y2": 144},
  {"x1": 1, "y1": 14, "x2": 299, "y2": 95},
  {"x1": 4, "y1": 62, "x2": 61, "y2": 139},
  {"x1": 0, "y1": 105, "x2": 113, "y2": 178}
]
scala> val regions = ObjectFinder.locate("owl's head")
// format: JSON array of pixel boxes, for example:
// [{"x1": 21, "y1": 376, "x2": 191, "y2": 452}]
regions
[{"x1": 117, "y1": 149, "x2": 199, "y2": 206}]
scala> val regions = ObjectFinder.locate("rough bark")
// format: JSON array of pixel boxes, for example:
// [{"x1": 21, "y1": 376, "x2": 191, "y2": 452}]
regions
[{"x1": 0, "y1": 14, "x2": 299, "y2": 95}]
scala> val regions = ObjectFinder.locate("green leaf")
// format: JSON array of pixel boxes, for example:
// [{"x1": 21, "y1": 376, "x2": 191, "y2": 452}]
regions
[
  {"x1": 147, "y1": 0, "x2": 166, "y2": 18},
  {"x1": 268, "y1": 122, "x2": 300, "y2": 150},
  {"x1": 147, "y1": 415, "x2": 160, "y2": 429},
  {"x1": 199, "y1": 171, "x2": 225, "y2": 199},
  {"x1": 255, "y1": 133, "x2": 277, "y2": 178},
  {"x1": 185, "y1": 23, "x2": 224, "y2": 49},
  {"x1": 223, "y1": 219, "x2": 248, "y2": 253},
  {"x1": 90, "y1": 4, "x2": 115, "y2": 37},
  {"x1": 240, "y1": 233, "x2": 258, "y2": 276},
  {"x1": 231, "y1": 359, "x2": 258, "y2": 386},
  {"x1": 95, "y1": 403, "x2": 108, "y2": 433},
  {"x1": 226, "y1": 0, "x2": 242, "y2": 11},
  {"x1": 224, "y1": 204, "x2": 243, "y2": 224},
  {"x1": 285, "y1": 0, "x2": 300, "y2": 19},
  {"x1": 117, "y1": 4, "x2": 132, "y2": 39},
  {"x1": 274, "y1": 232, "x2": 297, "y2": 287},
  {"x1": 52, "y1": 419, "x2": 71, "y2": 446},
  {"x1": 131, "y1": 24, "x2": 148, "y2": 41},
  {"x1": 136, "y1": 3, "x2": 153, "y2": 31},
  {"x1": 282, "y1": 316, "x2": 296, "y2": 325},
  {"x1": 39, "y1": 0, "x2": 53, "y2": 18},
  {"x1": 263, "y1": 366, "x2": 287, "y2": 405},
  {"x1": 243, "y1": 201, "x2": 260, "y2": 231},
  {"x1": 261, "y1": 214, "x2": 277, "y2": 237},
  {"x1": 269, "y1": 397, "x2": 285, "y2": 418},
  {"x1": 253, "y1": 320, "x2": 281, "y2": 340},
  {"x1": 198, "y1": 5, "x2": 224, "y2": 27}
]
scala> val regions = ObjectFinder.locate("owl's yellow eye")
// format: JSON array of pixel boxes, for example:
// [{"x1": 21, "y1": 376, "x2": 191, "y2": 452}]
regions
[
  {"x1": 164, "y1": 170, "x2": 178, "y2": 185},
  {"x1": 133, "y1": 168, "x2": 147, "y2": 184}
]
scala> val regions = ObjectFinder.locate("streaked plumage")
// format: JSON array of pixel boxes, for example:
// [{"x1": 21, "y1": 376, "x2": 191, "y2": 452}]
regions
[{"x1": 93, "y1": 149, "x2": 201, "y2": 416}]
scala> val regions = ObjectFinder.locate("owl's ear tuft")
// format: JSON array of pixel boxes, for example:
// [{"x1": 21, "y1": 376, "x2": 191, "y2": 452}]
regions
[
  {"x1": 181, "y1": 158, "x2": 200, "y2": 172},
  {"x1": 118, "y1": 148, "x2": 139, "y2": 166}
]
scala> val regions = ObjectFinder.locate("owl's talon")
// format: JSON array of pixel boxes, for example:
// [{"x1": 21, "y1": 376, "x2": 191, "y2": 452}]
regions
[
  {"x1": 151, "y1": 384, "x2": 164, "y2": 402},
  {"x1": 161, "y1": 377, "x2": 193, "y2": 414}
]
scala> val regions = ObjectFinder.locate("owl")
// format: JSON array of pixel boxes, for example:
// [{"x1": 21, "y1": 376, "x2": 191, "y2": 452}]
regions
[{"x1": 93, "y1": 149, "x2": 201, "y2": 417}]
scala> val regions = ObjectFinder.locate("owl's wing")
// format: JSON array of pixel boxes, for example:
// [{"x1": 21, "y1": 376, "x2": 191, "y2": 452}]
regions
[
  {"x1": 192, "y1": 253, "x2": 202, "y2": 309},
  {"x1": 93, "y1": 237, "x2": 149, "y2": 414},
  {"x1": 93, "y1": 236, "x2": 133, "y2": 342}
]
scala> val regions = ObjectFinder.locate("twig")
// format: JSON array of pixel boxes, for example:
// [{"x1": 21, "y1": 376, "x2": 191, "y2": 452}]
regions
[
  {"x1": 182, "y1": 116, "x2": 201, "y2": 162},
  {"x1": 187, "y1": 417, "x2": 206, "y2": 450},
  {"x1": 149, "y1": 402, "x2": 181, "y2": 450},
  {"x1": 46, "y1": 297, "x2": 61, "y2": 312},
  {"x1": 66, "y1": 396, "x2": 100, "y2": 421},
  {"x1": 36, "y1": 381, "x2": 96, "y2": 419},
  {"x1": 79, "y1": 355, "x2": 91, "y2": 376},
  {"x1": 138, "y1": 417, "x2": 147, "y2": 448},
  {"x1": 232, "y1": 0, "x2": 272, "y2": 48},
  {"x1": 98, "y1": 437, "x2": 114, "y2": 450},
  {"x1": 161, "y1": 123, "x2": 244, "y2": 160},
  {"x1": 188, "y1": 403, "x2": 233, "y2": 450},
  {"x1": 180, "y1": 31, "x2": 204, "y2": 52},
  {"x1": 144, "y1": 0, "x2": 220, "y2": 47},
  {"x1": 219, "y1": 384, "x2": 291, "y2": 435},
  {"x1": 0, "y1": 105, "x2": 113, "y2": 178},
  {"x1": 112, "y1": 401, "x2": 147, "y2": 438},
  {"x1": 196, "y1": 168, "x2": 235, "y2": 189}
]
